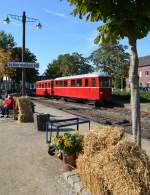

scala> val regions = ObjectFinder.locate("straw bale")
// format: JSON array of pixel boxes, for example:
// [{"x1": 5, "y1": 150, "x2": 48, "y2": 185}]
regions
[
  {"x1": 84, "y1": 125, "x2": 124, "y2": 155},
  {"x1": 16, "y1": 96, "x2": 33, "y2": 122},
  {"x1": 91, "y1": 139, "x2": 150, "y2": 195},
  {"x1": 76, "y1": 154, "x2": 107, "y2": 195}
]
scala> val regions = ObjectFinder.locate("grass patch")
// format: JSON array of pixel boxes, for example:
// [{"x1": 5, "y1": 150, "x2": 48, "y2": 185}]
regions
[{"x1": 113, "y1": 90, "x2": 150, "y2": 103}]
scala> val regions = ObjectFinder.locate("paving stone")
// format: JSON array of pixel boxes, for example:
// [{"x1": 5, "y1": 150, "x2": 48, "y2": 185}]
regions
[
  {"x1": 81, "y1": 188, "x2": 91, "y2": 195},
  {"x1": 67, "y1": 174, "x2": 80, "y2": 186},
  {"x1": 74, "y1": 181, "x2": 84, "y2": 193},
  {"x1": 63, "y1": 171, "x2": 72, "y2": 180}
]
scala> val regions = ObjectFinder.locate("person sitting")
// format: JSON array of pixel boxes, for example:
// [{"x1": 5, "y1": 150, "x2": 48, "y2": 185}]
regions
[
  {"x1": 0, "y1": 95, "x2": 14, "y2": 118},
  {"x1": 0, "y1": 95, "x2": 4, "y2": 114}
]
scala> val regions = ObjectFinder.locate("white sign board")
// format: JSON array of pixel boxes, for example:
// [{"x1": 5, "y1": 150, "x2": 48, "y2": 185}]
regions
[{"x1": 8, "y1": 62, "x2": 39, "y2": 69}]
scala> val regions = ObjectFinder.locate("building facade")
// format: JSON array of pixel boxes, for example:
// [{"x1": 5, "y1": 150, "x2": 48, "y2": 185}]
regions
[
  {"x1": 126, "y1": 55, "x2": 150, "y2": 91},
  {"x1": 138, "y1": 55, "x2": 150, "y2": 88}
]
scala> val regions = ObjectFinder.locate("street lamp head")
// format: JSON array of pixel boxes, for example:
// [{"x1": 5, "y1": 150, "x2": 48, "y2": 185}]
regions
[
  {"x1": 3, "y1": 16, "x2": 11, "y2": 24},
  {"x1": 36, "y1": 22, "x2": 42, "y2": 29}
]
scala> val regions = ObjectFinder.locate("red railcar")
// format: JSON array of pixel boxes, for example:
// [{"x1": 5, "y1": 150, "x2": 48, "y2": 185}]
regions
[
  {"x1": 36, "y1": 80, "x2": 53, "y2": 96},
  {"x1": 36, "y1": 73, "x2": 112, "y2": 105},
  {"x1": 53, "y1": 73, "x2": 112, "y2": 104}
]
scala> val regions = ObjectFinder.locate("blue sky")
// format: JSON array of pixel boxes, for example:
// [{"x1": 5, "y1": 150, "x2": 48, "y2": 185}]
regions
[{"x1": 0, "y1": 0, "x2": 150, "y2": 74}]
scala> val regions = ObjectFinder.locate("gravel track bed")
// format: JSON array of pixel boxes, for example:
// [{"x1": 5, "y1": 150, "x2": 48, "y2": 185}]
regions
[{"x1": 32, "y1": 97, "x2": 150, "y2": 140}]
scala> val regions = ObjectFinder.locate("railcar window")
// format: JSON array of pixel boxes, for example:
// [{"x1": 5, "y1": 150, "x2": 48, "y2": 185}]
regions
[
  {"x1": 77, "y1": 79, "x2": 82, "y2": 87},
  {"x1": 42, "y1": 84, "x2": 44, "y2": 88},
  {"x1": 45, "y1": 83, "x2": 47, "y2": 88},
  {"x1": 64, "y1": 80, "x2": 68, "y2": 87},
  {"x1": 39, "y1": 83, "x2": 41, "y2": 88},
  {"x1": 100, "y1": 78, "x2": 110, "y2": 87},
  {"x1": 48, "y1": 83, "x2": 50, "y2": 88},
  {"x1": 71, "y1": 80, "x2": 76, "y2": 87},
  {"x1": 85, "y1": 79, "x2": 89, "y2": 87},
  {"x1": 56, "y1": 81, "x2": 63, "y2": 87},
  {"x1": 91, "y1": 79, "x2": 96, "y2": 87}
]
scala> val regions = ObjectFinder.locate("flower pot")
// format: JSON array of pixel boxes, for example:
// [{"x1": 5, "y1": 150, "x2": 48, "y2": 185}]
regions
[{"x1": 63, "y1": 153, "x2": 76, "y2": 171}]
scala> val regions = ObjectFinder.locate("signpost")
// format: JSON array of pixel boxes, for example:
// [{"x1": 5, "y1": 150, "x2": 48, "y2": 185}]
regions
[
  {"x1": 8, "y1": 62, "x2": 39, "y2": 69},
  {"x1": 8, "y1": 61, "x2": 39, "y2": 95}
]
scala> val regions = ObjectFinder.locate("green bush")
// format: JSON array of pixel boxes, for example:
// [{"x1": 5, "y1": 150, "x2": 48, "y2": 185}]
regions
[{"x1": 113, "y1": 90, "x2": 150, "y2": 103}]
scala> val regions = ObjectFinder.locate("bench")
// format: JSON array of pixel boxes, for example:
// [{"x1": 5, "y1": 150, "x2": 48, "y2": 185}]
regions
[{"x1": 46, "y1": 116, "x2": 90, "y2": 144}]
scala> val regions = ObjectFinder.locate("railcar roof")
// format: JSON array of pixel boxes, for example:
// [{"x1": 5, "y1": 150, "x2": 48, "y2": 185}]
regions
[
  {"x1": 55, "y1": 72, "x2": 110, "y2": 80},
  {"x1": 36, "y1": 80, "x2": 52, "y2": 83}
]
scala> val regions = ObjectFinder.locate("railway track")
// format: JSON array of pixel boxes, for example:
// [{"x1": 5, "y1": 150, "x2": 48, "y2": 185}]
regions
[{"x1": 32, "y1": 97, "x2": 150, "y2": 140}]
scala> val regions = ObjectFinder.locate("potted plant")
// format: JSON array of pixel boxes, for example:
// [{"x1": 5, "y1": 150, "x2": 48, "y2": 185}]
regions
[{"x1": 53, "y1": 132, "x2": 83, "y2": 171}]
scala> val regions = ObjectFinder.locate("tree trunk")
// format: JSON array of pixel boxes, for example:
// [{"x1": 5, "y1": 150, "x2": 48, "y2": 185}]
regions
[
  {"x1": 121, "y1": 77, "x2": 123, "y2": 91},
  {"x1": 128, "y1": 37, "x2": 141, "y2": 147}
]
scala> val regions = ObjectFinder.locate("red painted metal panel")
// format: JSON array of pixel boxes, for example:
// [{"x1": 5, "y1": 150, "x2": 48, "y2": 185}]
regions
[
  {"x1": 36, "y1": 80, "x2": 53, "y2": 96},
  {"x1": 36, "y1": 74, "x2": 112, "y2": 101}
]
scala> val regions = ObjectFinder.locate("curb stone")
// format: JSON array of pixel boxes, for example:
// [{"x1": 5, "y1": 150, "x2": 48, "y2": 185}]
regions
[{"x1": 63, "y1": 171, "x2": 91, "y2": 195}]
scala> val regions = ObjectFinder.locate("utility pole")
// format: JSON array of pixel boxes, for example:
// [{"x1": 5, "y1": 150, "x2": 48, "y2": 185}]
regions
[{"x1": 4, "y1": 12, "x2": 42, "y2": 96}]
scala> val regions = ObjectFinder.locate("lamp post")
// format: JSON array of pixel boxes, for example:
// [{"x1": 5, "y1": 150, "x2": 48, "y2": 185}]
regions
[{"x1": 4, "y1": 11, "x2": 42, "y2": 96}]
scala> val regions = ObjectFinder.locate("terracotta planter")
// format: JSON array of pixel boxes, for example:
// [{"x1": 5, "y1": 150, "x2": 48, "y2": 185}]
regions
[{"x1": 63, "y1": 153, "x2": 76, "y2": 171}]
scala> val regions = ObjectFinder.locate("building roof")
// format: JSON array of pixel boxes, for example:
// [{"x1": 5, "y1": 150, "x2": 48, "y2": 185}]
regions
[{"x1": 139, "y1": 55, "x2": 150, "y2": 67}]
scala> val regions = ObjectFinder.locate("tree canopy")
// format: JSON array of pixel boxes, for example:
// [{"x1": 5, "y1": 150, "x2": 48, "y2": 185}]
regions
[
  {"x1": 65, "y1": 0, "x2": 150, "y2": 146},
  {"x1": 0, "y1": 31, "x2": 16, "y2": 78},
  {"x1": 0, "y1": 48, "x2": 15, "y2": 77},
  {"x1": 89, "y1": 43, "x2": 129, "y2": 88},
  {"x1": 0, "y1": 31, "x2": 16, "y2": 51},
  {"x1": 67, "y1": 0, "x2": 150, "y2": 42},
  {"x1": 44, "y1": 52, "x2": 93, "y2": 79}
]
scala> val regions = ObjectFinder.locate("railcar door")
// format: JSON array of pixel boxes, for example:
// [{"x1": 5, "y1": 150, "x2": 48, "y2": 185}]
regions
[
  {"x1": 99, "y1": 77, "x2": 112, "y2": 101},
  {"x1": 51, "y1": 81, "x2": 54, "y2": 96}
]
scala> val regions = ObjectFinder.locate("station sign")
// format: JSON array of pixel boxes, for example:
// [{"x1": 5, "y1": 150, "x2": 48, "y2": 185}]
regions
[{"x1": 8, "y1": 62, "x2": 39, "y2": 69}]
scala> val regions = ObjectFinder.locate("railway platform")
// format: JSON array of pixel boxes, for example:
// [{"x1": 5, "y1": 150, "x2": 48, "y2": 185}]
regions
[{"x1": 0, "y1": 100, "x2": 150, "y2": 195}]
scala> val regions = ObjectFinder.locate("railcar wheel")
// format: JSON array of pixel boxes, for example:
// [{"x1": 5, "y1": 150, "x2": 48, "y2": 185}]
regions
[{"x1": 64, "y1": 98, "x2": 68, "y2": 102}]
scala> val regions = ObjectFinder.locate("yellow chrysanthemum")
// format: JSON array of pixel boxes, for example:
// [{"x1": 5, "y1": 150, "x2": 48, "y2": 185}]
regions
[{"x1": 64, "y1": 140, "x2": 72, "y2": 147}]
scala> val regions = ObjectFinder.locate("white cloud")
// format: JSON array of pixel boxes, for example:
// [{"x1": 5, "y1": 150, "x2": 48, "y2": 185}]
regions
[{"x1": 43, "y1": 8, "x2": 67, "y2": 18}]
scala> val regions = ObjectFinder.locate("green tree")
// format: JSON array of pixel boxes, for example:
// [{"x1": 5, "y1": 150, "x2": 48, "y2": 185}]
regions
[
  {"x1": 0, "y1": 31, "x2": 16, "y2": 51},
  {"x1": 44, "y1": 52, "x2": 93, "y2": 79},
  {"x1": 65, "y1": 0, "x2": 150, "y2": 146},
  {"x1": 0, "y1": 31, "x2": 16, "y2": 79},
  {"x1": 11, "y1": 47, "x2": 39, "y2": 83},
  {"x1": 90, "y1": 43, "x2": 129, "y2": 90},
  {"x1": 0, "y1": 48, "x2": 16, "y2": 94}
]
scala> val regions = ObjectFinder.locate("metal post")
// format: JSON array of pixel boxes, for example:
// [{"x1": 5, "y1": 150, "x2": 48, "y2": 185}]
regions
[{"x1": 22, "y1": 11, "x2": 26, "y2": 96}]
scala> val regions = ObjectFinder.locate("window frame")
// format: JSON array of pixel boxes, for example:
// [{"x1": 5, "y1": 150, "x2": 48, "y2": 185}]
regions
[
  {"x1": 91, "y1": 78, "x2": 96, "y2": 87},
  {"x1": 64, "y1": 80, "x2": 68, "y2": 87},
  {"x1": 145, "y1": 71, "x2": 149, "y2": 77},
  {"x1": 77, "y1": 79, "x2": 82, "y2": 87},
  {"x1": 71, "y1": 80, "x2": 76, "y2": 87},
  {"x1": 100, "y1": 77, "x2": 111, "y2": 88},
  {"x1": 85, "y1": 79, "x2": 89, "y2": 87},
  {"x1": 48, "y1": 82, "x2": 51, "y2": 88}
]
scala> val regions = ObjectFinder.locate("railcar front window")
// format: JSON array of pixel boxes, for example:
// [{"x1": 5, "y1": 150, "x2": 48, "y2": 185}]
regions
[
  {"x1": 100, "y1": 78, "x2": 111, "y2": 87},
  {"x1": 45, "y1": 83, "x2": 47, "y2": 88},
  {"x1": 77, "y1": 79, "x2": 82, "y2": 87}
]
